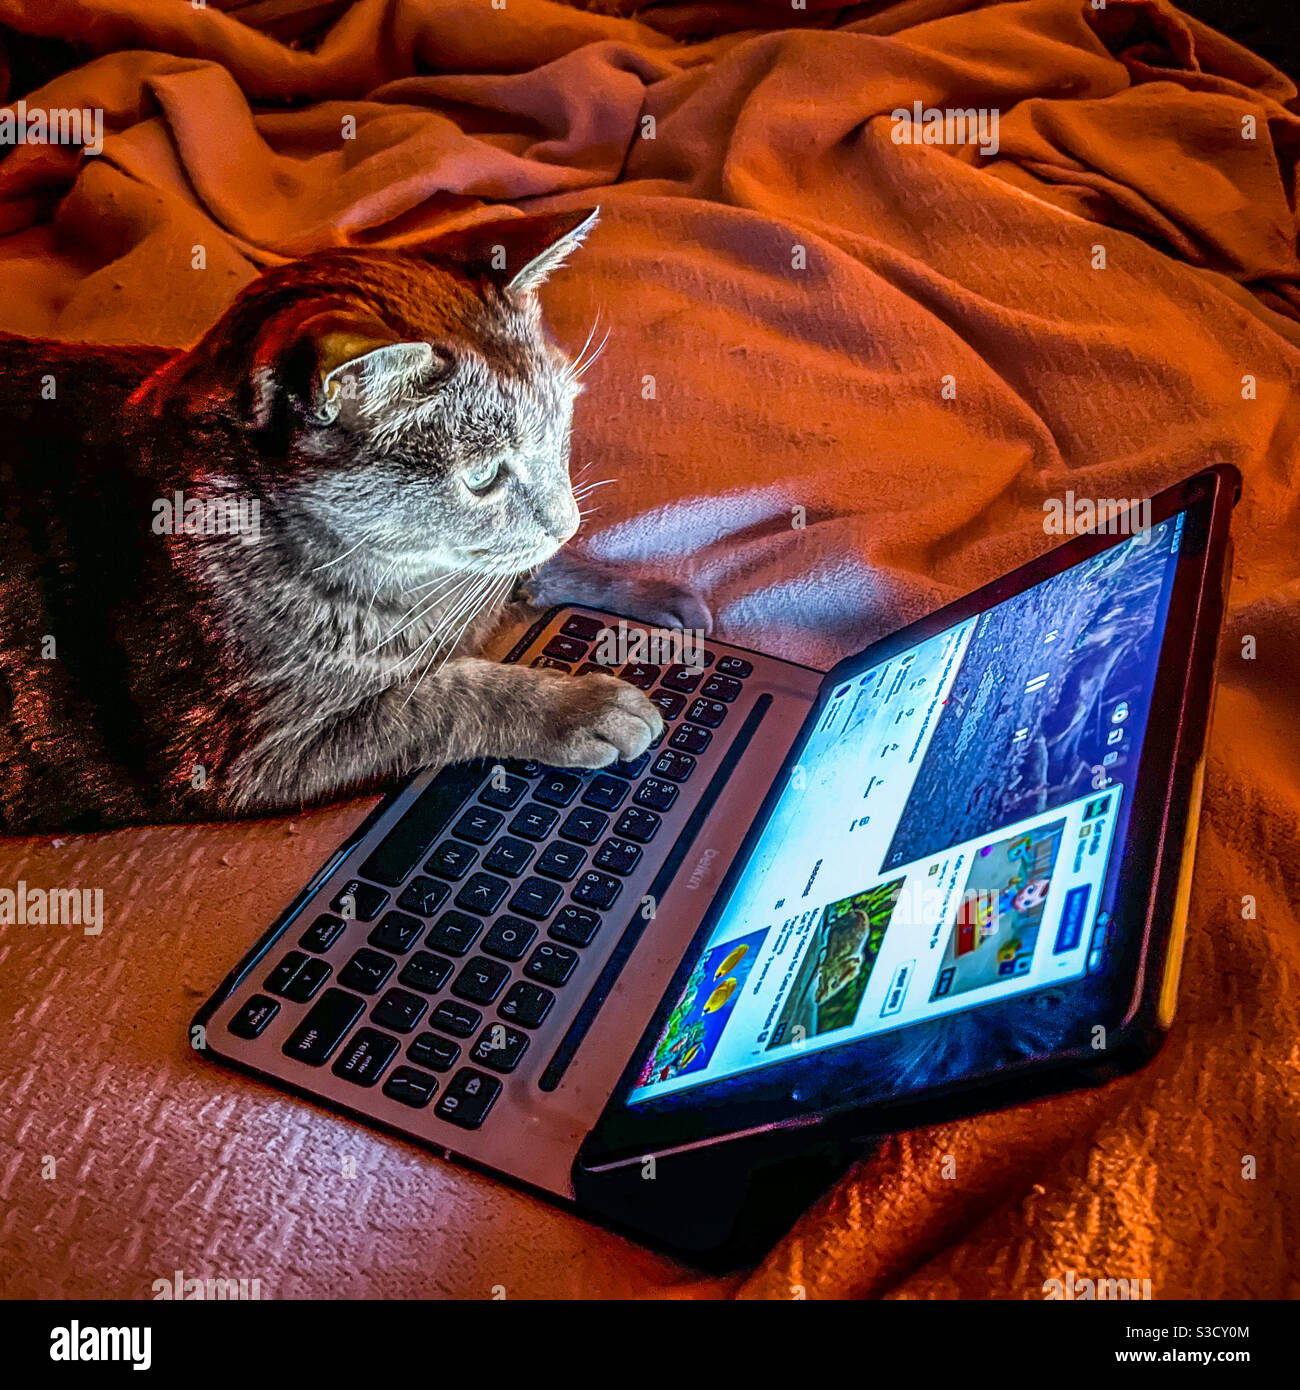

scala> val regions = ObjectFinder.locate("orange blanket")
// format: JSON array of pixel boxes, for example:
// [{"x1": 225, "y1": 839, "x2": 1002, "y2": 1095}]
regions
[{"x1": 0, "y1": 0, "x2": 1297, "y2": 1299}]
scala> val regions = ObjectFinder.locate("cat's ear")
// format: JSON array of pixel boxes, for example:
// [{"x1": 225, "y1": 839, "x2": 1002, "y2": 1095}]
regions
[
  {"x1": 504, "y1": 207, "x2": 599, "y2": 294},
  {"x1": 430, "y1": 207, "x2": 599, "y2": 296},
  {"x1": 247, "y1": 306, "x2": 437, "y2": 430}
]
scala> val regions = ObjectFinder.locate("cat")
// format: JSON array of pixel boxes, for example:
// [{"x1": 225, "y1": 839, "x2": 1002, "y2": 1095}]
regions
[{"x1": 0, "y1": 207, "x2": 710, "y2": 833}]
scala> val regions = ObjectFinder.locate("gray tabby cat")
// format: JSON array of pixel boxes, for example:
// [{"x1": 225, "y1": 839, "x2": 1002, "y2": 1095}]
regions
[{"x1": 0, "y1": 208, "x2": 709, "y2": 832}]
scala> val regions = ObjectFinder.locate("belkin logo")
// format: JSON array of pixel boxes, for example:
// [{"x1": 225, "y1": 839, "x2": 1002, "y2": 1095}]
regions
[{"x1": 686, "y1": 848, "x2": 719, "y2": 891}]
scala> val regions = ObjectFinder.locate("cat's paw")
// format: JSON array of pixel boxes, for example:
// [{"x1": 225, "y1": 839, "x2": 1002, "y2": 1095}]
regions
[
  {"x1": 617, "y1": 577, "x2": 714, "y2": 636},
  {"x1": 521, "y1": 553, "x2": 714, "y2": 636},
  {"x1": 535, "y1": 672, "x2": 663, "y2": 768}
]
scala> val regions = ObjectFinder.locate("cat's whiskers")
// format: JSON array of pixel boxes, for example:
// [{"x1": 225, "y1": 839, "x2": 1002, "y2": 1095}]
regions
[
  {"x1": 366, "y1": 569, "x2": 472, "y2": 653},
  {"x1": 310, "y1": 534, "x2": 369, "y2": 572},
  {"x1": 427, "y1": 572, "x2": 514, "y2": 683},
  {"x1": 363, "y1": 554, "x2": 402, "y2": 621},
  {"x1": 572, "y1": 478, "x2": 613, "y2": 501},
  {"x1": 571, "y1": 328, "x2": 610, "y2": 379},
  {"x1": 398, "y1": 571, "x2": 511, "y2": 710},
  {"x1": 567, "y1": 315, "x2": 605, "y2": 380},
  {"x1": 392, "y1": 571, "x2": 491, "y2": 673}
]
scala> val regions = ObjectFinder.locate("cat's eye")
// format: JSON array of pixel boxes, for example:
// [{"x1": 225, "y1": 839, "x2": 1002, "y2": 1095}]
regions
[{"x1": 463, "y1": 460, "x2": 502, "y2": 494}]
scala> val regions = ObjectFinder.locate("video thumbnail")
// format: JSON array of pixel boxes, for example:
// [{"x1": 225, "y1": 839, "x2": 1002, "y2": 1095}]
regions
[
  {"x1": 636, "y1": 927, "x2": 768, "y2": 1087},
  {"x1": 929, "y1": 820, "x2": 1066, "y2": 1000},
  {"x1": 765, "y1": 877, "x2": 905, "y2": 1050}
]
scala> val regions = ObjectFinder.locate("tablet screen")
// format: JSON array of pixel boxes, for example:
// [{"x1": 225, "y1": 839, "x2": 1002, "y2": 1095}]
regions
[{"x1": 630, "y1": 512, "x2": 1186, "y2": 1105}]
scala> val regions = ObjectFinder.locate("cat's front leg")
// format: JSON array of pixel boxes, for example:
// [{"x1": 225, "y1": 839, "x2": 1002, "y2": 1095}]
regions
[
  {"x1": 522, "y1": 549, "x2": 713, "y2": 635},
  {"x1": 222, "y1": 660, "x2": 662, "y2": 815}
]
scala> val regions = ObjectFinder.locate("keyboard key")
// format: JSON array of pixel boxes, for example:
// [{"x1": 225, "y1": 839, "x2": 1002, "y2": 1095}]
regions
[
  {"x1": 715, "y1": 656, "x2": 753, "y2": 678},
  {"x1": 532, "y1": 656, "x2": 570, "y2": 672},
  {"x1": 299, "y1": 914, "x2": 346, "y2": 953},
  {"x1": 582, "y1": 773, "x2": 630, "y2": 811},
  {"x1": 452, "y1": 956, "x2": 511, "y2": 1005},
  {"x1": 451, "y1": 806, "x2": 504, "y2": 845},
  {"x1": 471, "y1": 1023, "x2": 529, "y2": 1074},
  {"x1": 482, "y1": 915, "x2": 537, "y2": 962},
  {"x1": 283, "y1": 958, "x2": 330, "y2": 1002},
  {"x1": 331, "y1": 1027, "x2": 399, "y2": 1086},
  {"x1": 265, "y1": 951, "x2": 309, "y2": 997},
  {"x1": 338, "y1": 948, "x2": 395, "y2": 994},
  {"x1": 499, "y1": 981, "x2": 555, "y2": 1028},
  {"x1": 425, "y1": 840, "x2": 478, "y2": 881},
  {"x1": 228, "y1": 994, "x2": 279, "y2": 1039},
  {"x1": 610, "y1": 752, "x2": 650, "y2": 779},
  {"x1": 367, "y1": 910, "x2": 423, "y2": 954},
  {"x1": 686, "y1": 698, "x2": 727, "y2": 728},
  {"x1": 479, "y1": 774, "x2": 528, "y2": 809},
  {"x1": 454, "y1": 871, "x2": 510, "y2": 914},
  {"x1": 613, "y1": 806, "x2": 660, "y2": 843},
  {"x1": 576, "y1": 662, "x2": 606, "y2": 676},
  {"x1": 662, "y1": 664, "x2": 703, "y2": 694},
  {"x1": 635, "y1": 778, "x2": 678, "y2": 812},
  {"x1": 408, "y1": 1032, "x2": 460, "y2": 1072},
  {"x1": 670, "y1": 723, "x2": 712, "y2": 755},
  {"x1": 398, "y1": 950, "x2": 454, "y2": 995},
  {"x1": 594, "y1": 837, "x2": 642, "y2": 876},
  {"x1": 502, "y1": 760, "x2": 542, "y2": 778},
  {"x1": 396, "y1": 876, "x2": 449, "y2": 917},
  {"x1": 550, "y1": 905, "x2": 601, "y2": 947},
  {"x1": 435, "y1": 1068, "x2": 501, "y2": 1129},
  {"x1": 329, "y1": 879, "x2": 388, "y2": 923},
  {"x1": 282, "y1": 988, "x2": 364, "y2": 1065},
  {"x1": 560, "y1": 614, "x2": 604, "y2": 641},
  {"x1": 620, "y1": 661, "x2": 660, "y2": 689},
  {"x1": 426, "y1": 910, "x2": 482, "y2": 957},
  {"x1": 483, "y1": 836, "x2": 535, "y2": 876},
  {"x1": 510, "y1": 876, "x2": 563, "y2": 920},
  {"x1": 371, "y1": 987, "x2": 427, "y2": 1033},
  {"x1": 545, "y1": 635, "x2": 588, "y2": 662},
  {"x1": 649, "y1": 690, "x2": 686, "y2": 721},
  {"x1": 358, "y1": 763, "x2": 483, "y2": 887},
  {"x1": 536, "y1": 842, "x2": 586, "y2": 881},
  {"x1": 535, "y1": 771, "x2": 583, "y2": 806},
  {"x1": 651, "y1": 749, "x2": 695, "y2": 782},
  {"x1": 383, "y1": 1065, "x2": 438, "y2": 1108},
  {"x1": 701, "y1": 674, "x2": 743, "y2": 702},
  {"x1": 572, "y1": 870, "x2": 622, "y2": 910},
  {"x1": 559, "y1": 806, "x2": 608, "y2": 846},
  {"x1": 510, "y1": 802, "x2": 558, "y2": 840},
  {"x1": 430, "y1": 1000, "x2": 482, "y2": 1038},
  {"x1": 526, "y1": 942, "x2": 580, "y2": 985}
]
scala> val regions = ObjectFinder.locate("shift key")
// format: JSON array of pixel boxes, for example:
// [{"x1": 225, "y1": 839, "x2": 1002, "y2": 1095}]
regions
[{"x1": 282, "y1": 988, "x2": 364, "y2": 1065}]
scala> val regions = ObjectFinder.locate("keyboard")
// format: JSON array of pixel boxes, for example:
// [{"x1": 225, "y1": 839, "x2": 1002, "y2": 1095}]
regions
[{"x1": 207, "y1": 607, "x2": 791, "y2": 1141}]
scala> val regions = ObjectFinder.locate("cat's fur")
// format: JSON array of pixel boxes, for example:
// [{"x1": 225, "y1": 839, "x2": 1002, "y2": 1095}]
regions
[{"x1": 0, "y1": 208, "x2": 707, "y2": 833}]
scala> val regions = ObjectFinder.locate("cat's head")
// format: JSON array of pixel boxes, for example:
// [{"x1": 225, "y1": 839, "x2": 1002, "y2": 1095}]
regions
[{"x1": 135, "y1": 209, "x2": 599, "y2": 586}]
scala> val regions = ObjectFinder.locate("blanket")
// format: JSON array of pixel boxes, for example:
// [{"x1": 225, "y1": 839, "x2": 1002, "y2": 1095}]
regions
[{"x1": 0, "y1": 0, "x2": 1297, "y2": 1299}]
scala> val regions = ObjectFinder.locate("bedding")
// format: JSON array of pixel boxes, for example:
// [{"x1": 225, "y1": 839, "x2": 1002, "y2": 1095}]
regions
[{"x1": 0, "y1": 0, "x2": 1297, "y2": 1298}]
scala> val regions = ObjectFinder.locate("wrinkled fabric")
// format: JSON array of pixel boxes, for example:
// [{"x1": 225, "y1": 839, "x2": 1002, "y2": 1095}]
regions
[{"x1": 0, "y1": 0, "x2": 1296, "y2": 1299}]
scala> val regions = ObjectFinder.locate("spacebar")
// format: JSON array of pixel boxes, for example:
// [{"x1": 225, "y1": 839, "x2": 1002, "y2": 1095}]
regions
[{"x1": 358, "y1": 762, "x2": 484, "y2": 887}]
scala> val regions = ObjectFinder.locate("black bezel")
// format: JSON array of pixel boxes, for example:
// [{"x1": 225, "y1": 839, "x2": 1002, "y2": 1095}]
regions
[{"x1": 576, "y1": 466, "x2": 1238, "y2": 1172}]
